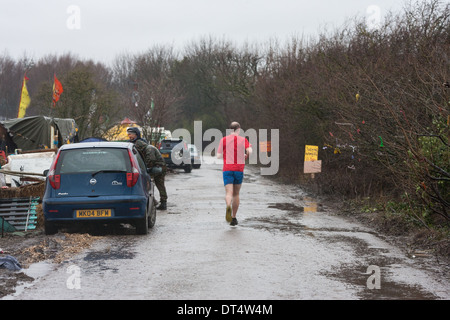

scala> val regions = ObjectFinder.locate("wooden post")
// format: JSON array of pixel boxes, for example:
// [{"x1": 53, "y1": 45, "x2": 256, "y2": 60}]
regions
[{"x1": 50, "y1": 126, "x2": 54, "y2": 149}]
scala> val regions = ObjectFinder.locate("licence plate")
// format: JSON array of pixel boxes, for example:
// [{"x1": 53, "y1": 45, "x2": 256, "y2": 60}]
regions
[
  {"x1": 76, "y1": 209, "x2": 111, "y2": 218},
  {"x1": 162, "y1": 153, "x2": 169, "y2": 158}
]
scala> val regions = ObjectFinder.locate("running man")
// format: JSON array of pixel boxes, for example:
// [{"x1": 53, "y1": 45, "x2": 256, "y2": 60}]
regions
[{"x1": 217, "y1": 122, "x2": 252, "y2": 226}]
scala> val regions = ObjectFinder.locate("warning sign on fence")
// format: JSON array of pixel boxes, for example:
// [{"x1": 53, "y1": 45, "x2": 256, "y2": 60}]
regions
[
  {"x1": 304, "y1": 145, "x2": 321, "y2": 174},
  {"x1": 304, "y1": 145, "x2": 318, "y2": 162}
]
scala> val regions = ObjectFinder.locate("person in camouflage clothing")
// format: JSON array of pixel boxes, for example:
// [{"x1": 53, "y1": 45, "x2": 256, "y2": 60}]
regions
[{"x1": 127, "y1": 127, "x2": 168, "y2": 210}]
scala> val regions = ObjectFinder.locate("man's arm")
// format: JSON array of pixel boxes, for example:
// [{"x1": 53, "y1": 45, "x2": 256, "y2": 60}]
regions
[
  {"x1": 245, "y1": 147, "x2": 252, "y2": 159},
  {"x1": 217, "y1": 138, "x2": 223, "y2": 159}
]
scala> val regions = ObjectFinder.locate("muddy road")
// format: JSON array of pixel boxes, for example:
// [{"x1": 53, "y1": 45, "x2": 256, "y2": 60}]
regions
[{"x1": 4, "y1": 156, "x2": 449, "y2": 300}]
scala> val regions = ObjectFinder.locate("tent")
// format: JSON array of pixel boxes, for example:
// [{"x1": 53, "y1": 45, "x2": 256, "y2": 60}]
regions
[
  {"x1": 0, "y1": 116, "x2": 78, "y2": 151},
  {"x1": 103, "y1": 118, "x2": 171, "y2": 144},
  {"x1": 104, "y1": 118, "x2": 141, "y2": 141}
]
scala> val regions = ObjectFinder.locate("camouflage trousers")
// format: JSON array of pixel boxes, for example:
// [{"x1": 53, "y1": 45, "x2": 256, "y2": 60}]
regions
[{"x1": 153, "y1": 169, "x2": 167, "y2": 202}]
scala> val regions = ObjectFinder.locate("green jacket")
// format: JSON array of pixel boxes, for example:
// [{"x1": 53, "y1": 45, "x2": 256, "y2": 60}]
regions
[{"x1": 134, "y1": 139, "x2": 165, "y2": 168}]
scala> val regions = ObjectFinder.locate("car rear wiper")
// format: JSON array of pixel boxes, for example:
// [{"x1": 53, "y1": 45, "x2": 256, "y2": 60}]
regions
[{"x1": 91, "y1": 170, "x2": 127, "y2": 177}]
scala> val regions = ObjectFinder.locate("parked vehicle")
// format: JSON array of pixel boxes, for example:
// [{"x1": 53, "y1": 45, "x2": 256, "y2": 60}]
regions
[
  {"x1": 42, "y1": 142, "x2": 156, "y2": 235},
  {"x1": 188, "y1": 144, "x2": 201, "y2": 169},
  {"x1": 159, "y1": 139, "x2": 192, "y2": 173}
]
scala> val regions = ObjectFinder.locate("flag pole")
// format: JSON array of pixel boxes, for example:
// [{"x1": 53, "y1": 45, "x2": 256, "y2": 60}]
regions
[{"x1": 49, "y1": 73, "x2": 55, "y2": 118}]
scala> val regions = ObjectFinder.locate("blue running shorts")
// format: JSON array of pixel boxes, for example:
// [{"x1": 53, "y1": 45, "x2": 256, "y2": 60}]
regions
[{"x1": 223, "y1": 171, "x2": 244, "y2": 185}]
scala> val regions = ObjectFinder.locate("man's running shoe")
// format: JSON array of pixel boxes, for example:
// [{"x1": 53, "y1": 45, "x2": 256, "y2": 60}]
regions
[
  {"x1": 230, "y1": 218, "x2": 238, "y2": 226},
  {"x1": 226, "y1": 206, "x2": 232, "y2": 222}
]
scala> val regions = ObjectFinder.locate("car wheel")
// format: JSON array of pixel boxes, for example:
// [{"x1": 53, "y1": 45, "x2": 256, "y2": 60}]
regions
[
  {"x1": 136, "y1": 207, "x2": 149, "y2": 235},
  {"x1": 44, "y1": 220, "x2": 58, "y2": 235},
  {"x1": 148, "y1": 197, "x2": 156, "y2": 228},
  {"x1": 184, "y1": 164, "x2": 192, "y2": 173}
]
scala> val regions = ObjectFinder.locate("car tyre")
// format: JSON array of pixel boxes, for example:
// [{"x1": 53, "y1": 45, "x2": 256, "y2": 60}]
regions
[
  {"x1": 184, "y1": 164, "x2": 192, "y2": 173},
  {"x1": 136, "y1": 207, "x2": 149, "y2": 235},
  {"x1": 148, "y1": 197, "x2": 156, "y2": 228}
]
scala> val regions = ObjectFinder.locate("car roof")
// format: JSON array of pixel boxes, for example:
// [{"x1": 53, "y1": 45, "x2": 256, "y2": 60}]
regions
[{"x1": 59, "y1": 141, "x2": 134, "y2": 151}]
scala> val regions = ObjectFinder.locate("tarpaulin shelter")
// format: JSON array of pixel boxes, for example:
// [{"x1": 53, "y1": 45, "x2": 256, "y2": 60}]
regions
[{"x1": 0, "y1": 116, "x2": 78, "y2": 151}]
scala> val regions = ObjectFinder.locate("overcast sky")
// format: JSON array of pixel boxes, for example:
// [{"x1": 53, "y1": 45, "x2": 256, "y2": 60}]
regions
[{"x1": 1, "y1": 0, "x2": 406, "y2": 65}]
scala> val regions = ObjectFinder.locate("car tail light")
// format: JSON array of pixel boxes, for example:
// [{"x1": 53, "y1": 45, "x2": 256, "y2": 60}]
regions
[
  {"x1": 48, "y1": 151, "x2": 61, "y2": 189},
  {"x1": 127, "y1": 149, "x2": 140, "y2": 187}
]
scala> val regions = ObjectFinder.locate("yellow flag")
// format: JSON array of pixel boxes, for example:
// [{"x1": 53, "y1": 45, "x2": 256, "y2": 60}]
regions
[{"x1": 17, "y1": 76, "x2": 31, "y2": 118}]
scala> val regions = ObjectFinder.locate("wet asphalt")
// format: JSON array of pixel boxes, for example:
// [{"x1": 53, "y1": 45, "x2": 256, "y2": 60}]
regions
[{"x1": 5, "y1": 156, "x2": 449, "y2": 300}]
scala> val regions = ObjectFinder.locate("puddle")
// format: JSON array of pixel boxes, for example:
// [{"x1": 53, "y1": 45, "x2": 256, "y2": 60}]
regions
[
  {"x1": 243, "y1": 210, "x2": 444, "y2": 299},
  {"x1": 268, "y1": 198, "x2": 319, "y2": 214},
  {"x1": 2, "y1": 260, "x2": 54, "y2": 300},
  {"x1": 268, "y1": 202, "x2": 304, "y2": 212},
  {"x1": 81, "y1": 238, "x2": 137, "y2": 274},
  {"x1": 318, "y1": 234, "x2": 444, "y2": 299},
  {"x1": 245, "y1": 217, "x2": 306, "y2": 235},
  {"x1": 22, "y1": 260, "x2": 55, "y2": 279},
  {"x1": 322, "y1": 261, "x2": 440, "y2": 300},
  {"x1": 244, "y1": 215, "x2": 375, "y2": 237},
  {"x1": 84, "y1": 249, "x2": 135, "y2": 261},
  {"x1": 243, "y1": 175, "x2": 257, "y2": 183},
  {"x1": 304, "y1": 200, "x2": 318, "y2": 213},
  {"x1": 84, "y1": 238, "x2": 136, "y2": 262}
]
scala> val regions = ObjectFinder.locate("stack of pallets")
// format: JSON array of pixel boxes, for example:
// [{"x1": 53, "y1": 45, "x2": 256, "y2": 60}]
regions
[{"x1": 0, "y1": 197, "x2": 40, "y2": 234}]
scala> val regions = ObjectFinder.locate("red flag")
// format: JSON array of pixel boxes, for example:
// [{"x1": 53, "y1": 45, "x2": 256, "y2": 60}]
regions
[{"x1": 52, "y1": 74, "x2": 63, "y2": 107}]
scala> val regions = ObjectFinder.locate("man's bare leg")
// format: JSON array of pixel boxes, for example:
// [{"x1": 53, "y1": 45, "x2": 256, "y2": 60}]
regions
[
  {"x1": 232, "y1": 184, "x2": 242, "y2": 218},
  {"x1": 225, "y1": 184, "x2": 233, "y2": 222}
]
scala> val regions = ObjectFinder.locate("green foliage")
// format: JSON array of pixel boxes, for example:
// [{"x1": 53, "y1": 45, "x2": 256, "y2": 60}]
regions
[
  {"x1": 31, "y1": 63, "x2": 119, "y2": 140},
  {"x1": 413, "y1": 116, "x2": 450, "y2": 219}
]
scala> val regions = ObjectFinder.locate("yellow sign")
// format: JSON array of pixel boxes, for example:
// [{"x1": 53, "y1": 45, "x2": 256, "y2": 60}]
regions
[
  {"x1": 76, "y1": 209, "x2": 112, "y2": 218},
  {"x1": 304, "y1": 145, "x2": 318, "y2": 162}
]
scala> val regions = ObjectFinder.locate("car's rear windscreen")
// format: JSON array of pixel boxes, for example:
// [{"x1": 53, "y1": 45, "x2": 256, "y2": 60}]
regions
[
  {"x1": 161, "y1": 140, "x2": 182, "y2": 149},
  {"x1": 56, "y1": 148, "x2": 131, "y2": 174}
]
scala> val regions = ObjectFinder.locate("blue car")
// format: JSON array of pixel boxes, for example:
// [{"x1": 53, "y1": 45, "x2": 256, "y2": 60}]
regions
[{"x1": 43, "y1": 142, "x2": 156, "y2": 235}]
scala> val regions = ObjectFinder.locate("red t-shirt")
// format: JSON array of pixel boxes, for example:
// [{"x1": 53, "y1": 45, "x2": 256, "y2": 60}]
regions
[{"x1": 218, "y1": 134, "x2": 251, "y2": 172}]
